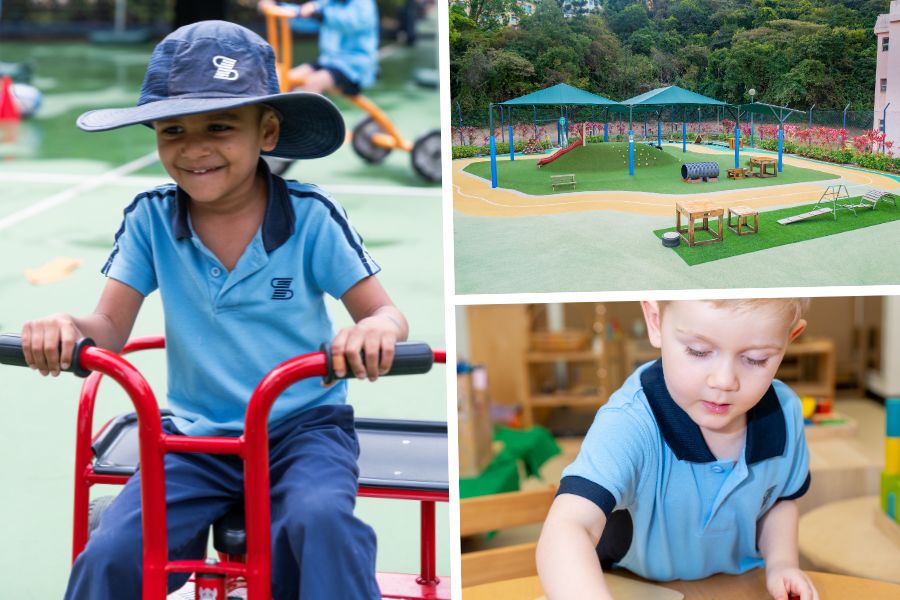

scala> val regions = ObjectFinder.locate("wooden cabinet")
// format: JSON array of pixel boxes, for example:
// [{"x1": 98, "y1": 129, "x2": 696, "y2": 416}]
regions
[
  {"x1": 520, "y1": 304, "x2": 617, "y2": 428},
  {"x1": 777, "y1": 337, "x2": 836, "y2": 399}
]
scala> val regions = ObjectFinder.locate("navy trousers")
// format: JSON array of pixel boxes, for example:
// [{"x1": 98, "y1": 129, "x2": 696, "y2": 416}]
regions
[{"x1": 64, "y1": 404, "x2": 380, "y2": 599}]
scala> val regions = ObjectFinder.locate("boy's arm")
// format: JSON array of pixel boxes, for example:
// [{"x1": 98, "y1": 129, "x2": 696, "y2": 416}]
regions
[
  {"x1": 536, "y1": 494, "x2": 614, "y2": 600},
  {"x1": 758, "y1": 500, "x2": 819, "y2": 600},
  {"x1": 334, "y1": 276, "x2": 408, "y2": 381},
  {"x1": 21, "y1": 279, "x2": 144, "y2": 376}
]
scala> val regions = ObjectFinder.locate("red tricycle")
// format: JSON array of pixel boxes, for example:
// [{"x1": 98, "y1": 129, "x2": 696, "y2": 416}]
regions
[{"x1": 0, "y1": 334, "x2": 450, "y2": 600}]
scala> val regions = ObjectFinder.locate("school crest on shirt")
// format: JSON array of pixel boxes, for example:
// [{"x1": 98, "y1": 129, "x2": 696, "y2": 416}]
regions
[
  {"x1": 271, "y1": 278, "x2": 294, "y2": 300},
  {"x1": 760, "y1": 485, "x2": 776, "y2": 513}
]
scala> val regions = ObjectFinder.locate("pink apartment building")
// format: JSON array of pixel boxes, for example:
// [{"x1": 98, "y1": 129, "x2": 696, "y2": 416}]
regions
[{"x1": 875, "y1": 1, "x2": 900, "y2": 144}]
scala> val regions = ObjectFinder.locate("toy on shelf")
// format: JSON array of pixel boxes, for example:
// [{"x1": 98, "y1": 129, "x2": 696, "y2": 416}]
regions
[
  {"x1": 800, "y1": 395, "x2": 857, "y2": 440},
  {"x1": 881, "y1": 398, "x2": 900, "y2": 525}
]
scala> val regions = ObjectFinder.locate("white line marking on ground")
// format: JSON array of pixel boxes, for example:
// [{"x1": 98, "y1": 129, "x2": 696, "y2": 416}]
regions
[
  {"x1": 0, "y1": 151, "x2": 159, "y2": 231},
  {"x1": 2, "y1": 171, "x2": 441, "y2": 198}
]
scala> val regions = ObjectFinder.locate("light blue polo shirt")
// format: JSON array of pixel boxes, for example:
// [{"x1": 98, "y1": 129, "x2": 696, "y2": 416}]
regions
[
  {"x1": 284, "y1": 0, "x2": 379, "y2": 88},
  {"x1": 102, "y1": 160, "x2": 379, "y2": 435},
  {"x1": 560, "y1": 359, "x2": 811, "y2": 581}
]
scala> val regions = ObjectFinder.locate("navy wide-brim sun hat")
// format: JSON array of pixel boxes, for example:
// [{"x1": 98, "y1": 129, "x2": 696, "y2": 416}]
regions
[{"x1": 77, "y1": 21, "x2": 345, "y2": 160}]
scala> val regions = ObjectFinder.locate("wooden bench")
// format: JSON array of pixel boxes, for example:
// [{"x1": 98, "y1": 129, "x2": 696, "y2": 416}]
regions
[
  {"x1": 727, "y1": 167, "x2": 747, "y2": 179},
  {"x1": 550, "y1": 173, "x2": 576, "y2": 191}
]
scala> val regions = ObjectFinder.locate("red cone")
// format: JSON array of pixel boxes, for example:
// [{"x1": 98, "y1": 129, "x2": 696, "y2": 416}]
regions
[{"x1": 0, "y1": 75, "x2": 22, "y2": 122}]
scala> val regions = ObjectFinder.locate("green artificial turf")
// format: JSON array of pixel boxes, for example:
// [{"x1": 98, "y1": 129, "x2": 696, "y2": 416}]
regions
[
  {"x1": 463, "y1": 143, "x2": 835, "y2": 194},
  {"x1": 654, "y1": 199, "x2": 900, "y2": 265}
]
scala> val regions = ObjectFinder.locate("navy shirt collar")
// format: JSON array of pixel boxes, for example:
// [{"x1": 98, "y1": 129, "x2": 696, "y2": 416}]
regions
[
  {"x1": 640, "y1": 359, "x2": 786, "y2": 465},
  {"x1": 173, "y1": 158, "x2": 295, "y2": 253}
]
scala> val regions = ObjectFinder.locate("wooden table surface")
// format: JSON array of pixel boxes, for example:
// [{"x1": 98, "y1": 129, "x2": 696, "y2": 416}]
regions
[
  {"x1": 462, "y1": 570, "x2": 900, "y2": 599},
  {"x1": 799, "y1": 496, "x2": 900, "y2": 583}
]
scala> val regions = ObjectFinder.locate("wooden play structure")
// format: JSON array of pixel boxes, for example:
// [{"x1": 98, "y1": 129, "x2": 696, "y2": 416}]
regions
[
  {"x1": 727, "y1": 206, "x2": 758, "y2": 236},
  {"x1": 522, "y1": 138, "x2": 544, "y2": 155},
  {"x1": 675, "y1": 199, "x2": 724, "y2": 247},
  {"x1": 748, "y1": 156, "x2": 777, "y2": 178},
  {"x1": 726, "y1": 167, "x2": 747, "y2": 179},
  {"x1": 550, "y1": 174, "x2": 576, "y2": 191}
]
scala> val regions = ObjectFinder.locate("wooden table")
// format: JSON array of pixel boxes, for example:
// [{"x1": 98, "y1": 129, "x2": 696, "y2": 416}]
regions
[
  {"x1": 675, "y1": 200, "x2": 724, "y2": 247},
  {"x1": 462, "y1": 570, "x2": 900, "y2": 599},
  {"x1": 799, "y1": 496, "x2": 900, "y2": 583},
  {"x1": 749, "y1": 156, "x2": 777, "y2": 177}
]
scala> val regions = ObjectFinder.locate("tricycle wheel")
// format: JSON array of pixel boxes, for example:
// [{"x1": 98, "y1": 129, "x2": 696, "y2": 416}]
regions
[
  {"x1": 88, "y1": 495, "x2": 116, "y2": 536},
  {"x1": 411, "y1": 129, "x2": 442, "y2": 183},
  {"x1": 263, "y1": 156, "x2": 295, "y2": 176},
  {"x1": 352, "y1": 117, "x2": 392, "y2": 164}
]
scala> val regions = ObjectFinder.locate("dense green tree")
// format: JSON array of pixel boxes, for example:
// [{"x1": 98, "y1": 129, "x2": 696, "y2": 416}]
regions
[{"x1": 450, "y1": 0, "x2": 887, "y2": 114}]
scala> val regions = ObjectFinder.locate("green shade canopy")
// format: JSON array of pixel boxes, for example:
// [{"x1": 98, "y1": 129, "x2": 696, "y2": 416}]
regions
[
  {"x1": 622, "y1": 85, "x2": 727, "y2": 109},
  {"x1": 498, "y1": 82, "x2": 619, "y2": 107}
]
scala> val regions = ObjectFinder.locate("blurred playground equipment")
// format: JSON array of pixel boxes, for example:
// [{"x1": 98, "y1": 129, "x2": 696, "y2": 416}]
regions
[{"x1": 262, "y1": 4, "x2": 441, "y2": 183}]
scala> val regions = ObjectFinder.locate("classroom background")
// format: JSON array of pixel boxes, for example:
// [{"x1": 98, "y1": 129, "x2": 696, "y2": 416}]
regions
[{"x1": 456, "y1": 297, "x2": 900, "y2": 598}]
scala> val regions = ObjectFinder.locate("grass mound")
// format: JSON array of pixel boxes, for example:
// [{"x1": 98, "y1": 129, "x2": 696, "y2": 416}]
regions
[{"x1": 463, "y1": 143, "x2": 835, "y2": 195}]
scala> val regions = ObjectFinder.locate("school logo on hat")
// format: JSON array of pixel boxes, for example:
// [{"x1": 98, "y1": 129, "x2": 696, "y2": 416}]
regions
[{"x1": 212, "y1": 56, "x2": 239, "y2": 81}]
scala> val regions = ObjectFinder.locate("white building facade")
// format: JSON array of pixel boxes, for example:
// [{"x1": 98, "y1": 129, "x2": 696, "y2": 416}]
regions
[{"x1": 875, "y1": 2, "x2": 900, "y2": 144}]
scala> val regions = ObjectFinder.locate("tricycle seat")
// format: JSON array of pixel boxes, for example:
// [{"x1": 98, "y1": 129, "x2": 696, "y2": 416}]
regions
[
  {"x1": 92, "y1": 413, "x2": 449, "y2": 557},
  {"x1": 91, "y1": 413, "x2": 449, "y2": 492}
]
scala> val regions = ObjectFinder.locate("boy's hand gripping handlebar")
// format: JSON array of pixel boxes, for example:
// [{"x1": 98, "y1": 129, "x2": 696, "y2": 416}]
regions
[
  {"x1": 0, "y1": 334, "x2": 96, "y2": 378},
  {"x1": 0, "y1": 334, "x2": 439, "y2": 383},
  {"x1": 321, "y1": 341, "x2": 435, "y2": 384}
]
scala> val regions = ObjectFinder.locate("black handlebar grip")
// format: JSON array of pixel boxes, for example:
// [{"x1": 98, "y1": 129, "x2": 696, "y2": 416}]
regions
[
  {"x1": 0, "y1": 334, "x2": 28, "y2": 368},
  {"x1": 0, "y1": 334, "x2": 95, "y2": 378},
  {"x1": 321, "y1": 341, "x2": 434, "y2": 384}
]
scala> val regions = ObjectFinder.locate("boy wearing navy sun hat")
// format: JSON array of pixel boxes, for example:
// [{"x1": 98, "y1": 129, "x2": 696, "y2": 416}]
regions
[{"x1": 21, "y1": 21, "x2": 406, "y2": 599}]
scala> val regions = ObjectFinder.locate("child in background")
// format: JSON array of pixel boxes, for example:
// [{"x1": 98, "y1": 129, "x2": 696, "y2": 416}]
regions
[
  {"x1": 259, "y1": 0, "x2": 378, "y2": 95},
  {"x1": 21, "y1": 21, "x2": 402, "y2": 599},
  {"x1": 537, "y1": 299, "x2": 819, "y2": 600}
]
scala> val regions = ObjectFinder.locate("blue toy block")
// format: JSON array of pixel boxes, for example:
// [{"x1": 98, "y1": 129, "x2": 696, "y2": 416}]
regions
[{"x1": 887, "y1": 397, "x2": 900, "y2": 437}]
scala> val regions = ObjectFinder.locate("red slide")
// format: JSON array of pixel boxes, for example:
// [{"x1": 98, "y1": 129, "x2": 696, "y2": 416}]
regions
[{"x1": 537, "y1": 138, "x2": 583, "y2": 167}]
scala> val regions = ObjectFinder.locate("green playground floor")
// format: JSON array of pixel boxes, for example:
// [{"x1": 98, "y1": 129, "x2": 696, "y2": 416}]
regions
[
  {"x1": 0, "y1": 26, "x2": 445, "y2": 598},
  {"x1": 462, "y1": 143, "x2": 833, "y2": 194}
]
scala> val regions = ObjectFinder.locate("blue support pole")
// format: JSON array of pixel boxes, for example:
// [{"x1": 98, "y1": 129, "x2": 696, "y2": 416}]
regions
[
  {"x1": 882, "y1": 102, "x2": 891, "y2": 133},
  {"x1": 628, "y1": 129, "x2": 635, "y2": 176},
  {"x1": 604, "y1": 121, "x2": 608, "y2": 142},
  {"x1": 682, "y1": 121, "x2": 687, "y2": 152},
  {"x1": 734, "y1": 123, "x2": 740, "y2": 168},
  {"x1": 489, "y1": 104, "x2": 498, "y2": 188},
  {"x1": 657, "y1": 117, "x2": 662, "y2": 147},
  {"x1": 509, "y1": 124, "x2": 515, "y2": 161},
  {"x1": 777, "y1": 125, "x2": 784, "y2": 172}
]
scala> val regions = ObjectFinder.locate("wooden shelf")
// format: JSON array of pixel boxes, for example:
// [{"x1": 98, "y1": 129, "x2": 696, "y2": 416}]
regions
[
  {"x1": 520, "y1": 303, "x2": 613, "y2": 428},
  {"x1": 530, "y1": 394, "x2": 605, "y2": 408},
  {"x1": 526, "y1": 351, "x2": 602, "y2": 362}
]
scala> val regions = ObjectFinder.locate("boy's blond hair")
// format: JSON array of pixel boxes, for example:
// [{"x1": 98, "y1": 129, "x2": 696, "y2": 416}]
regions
[{"x1": 658, "y1": 298, "x2": 810, "y2": 328}]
